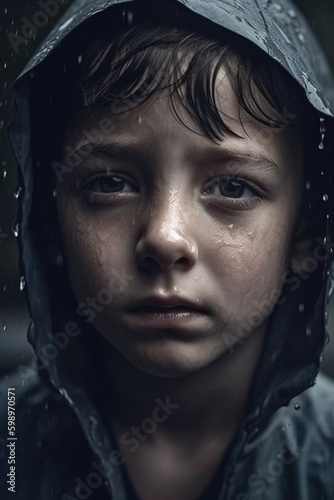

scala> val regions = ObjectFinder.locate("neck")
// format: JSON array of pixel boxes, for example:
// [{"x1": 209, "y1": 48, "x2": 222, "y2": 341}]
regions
[{"x1": 100, "y1": 327, "x2": 266, "y2": 442}]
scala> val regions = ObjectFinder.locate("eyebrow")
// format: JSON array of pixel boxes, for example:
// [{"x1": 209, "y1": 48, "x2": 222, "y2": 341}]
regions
[
  {"x1": 74, "y1": 141, "x2": 282, "y2": 178},
  {"x1": 74, "y1": 140, "x2": 158, "y2": 164},
  {"x1": 187, "y1": 145, "x2": 282, "y2": 177}
]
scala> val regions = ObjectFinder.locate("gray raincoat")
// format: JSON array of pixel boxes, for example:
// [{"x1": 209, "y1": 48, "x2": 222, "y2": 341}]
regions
[{"x1": 1, "y1": 0, "x2": 334, "y2": 499}]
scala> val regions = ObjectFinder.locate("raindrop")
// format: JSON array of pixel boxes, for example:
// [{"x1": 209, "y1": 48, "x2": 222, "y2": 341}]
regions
[
  {"x1": 306, "y1": 325, "x2": 312, "y2": 337},
  {"x1": 323, "y1": 194, "x2": 329, "y2": 202},
  {"x1": 138, "y1": 115, "x2": 142, "y2": 125},
  {"x1": 305, "y1": 181, "x2": 311, "y2": 190},
  {"x1": 228, "y1": 224, "x2": 234, "y2": 229},
  {"x1": 287, "y1": 9, "x2": 296, "y2": 18},
  {"x1": 298, "y1": 33, "x2": 305, "y2": 43},
  {"x1": 0, "y1": 120, "x2": 4, "y2": 130},
  {"x1": 12, "y1": 223, "x2": 19, "y2": 237},
  {"x1": 294, "y1": 403, "x2": 301, "y2": 411},
  {"x1": 3, "y1": 63, "x2": 7, "y2": 69},
  {"x1": 3, "y1": 284, "x2": 7, "y2": 292},
  {"x1": 3, "y1": 169, "x2": 7, "y2": 179},
  {"x1": 319, "y1": 117, "x2": 326, "y2": 150},
  {"x1": 59, "y1": 16, "x2": 74, "y2": 32},
  {"x1": 298, "y1": 303, "x2": 305, "y2": 313},
  {"x1": 19, "y1": 276, "x2": 26, "y2": 291},
  {"x1": 78, "y1": 54, "x2": 83, "y2": 64},
  {"x1": 163, "y1": 335, "x2": 166, "y2": 340},
  {"x1": 14, "y1": 186, "x2": 22, "y2": 199},
  {"x1": 52, "y1": 188, "x2": 58, "y2": 199},
  {"x1": 56, "y1": 253, "x2": 64, "y2": 267},
  {"x1": 3, "y1": 322, "x2": 7, "y2": 331},
  {"x1": 3, "y1": 7, "x2": 7, "y2": 14}
]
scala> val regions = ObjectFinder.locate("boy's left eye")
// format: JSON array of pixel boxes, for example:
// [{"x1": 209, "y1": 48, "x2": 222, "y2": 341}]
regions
[{"x1": 203, "y1": 175, "x2": 256, "y2": 199}]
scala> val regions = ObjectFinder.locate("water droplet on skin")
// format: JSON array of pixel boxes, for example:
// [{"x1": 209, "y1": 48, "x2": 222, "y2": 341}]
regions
[
  {"x1": 3, "y1": 322, "x2": 7, "y2": 331},
  {"x1": 294, "y1": 403, "x2": 301, "y2": 411},
  {"x1": 305, "y1": 181, "x2": 311, "y2": 190},
  {"x1": 298, "y1": 303, "x2": 305, "y2": 313},
  {"x1": 19, "y1": 276, "x2": 26, "y2": 291},
  {"x1": 306, "y1": 326, "x2": 312, "y2": 336},
  {"x1": 323, "y1": 194, "x2": 329, "y2": 202}
]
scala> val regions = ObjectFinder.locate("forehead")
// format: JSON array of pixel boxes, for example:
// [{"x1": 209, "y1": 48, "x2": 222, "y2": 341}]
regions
[{"x1": 65, "y1": 66, "x2": 303, "y2": 175}]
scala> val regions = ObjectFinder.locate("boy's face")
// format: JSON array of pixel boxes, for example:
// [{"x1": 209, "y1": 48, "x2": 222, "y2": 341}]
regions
[{"x1": 56, "y1": 68, "x2": 306, "y2": 378}]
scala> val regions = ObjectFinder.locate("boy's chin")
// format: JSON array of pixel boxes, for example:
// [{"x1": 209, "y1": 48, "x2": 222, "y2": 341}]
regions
[{"x1": 118, "y1": 341, "x2": 224, "y2": 379}]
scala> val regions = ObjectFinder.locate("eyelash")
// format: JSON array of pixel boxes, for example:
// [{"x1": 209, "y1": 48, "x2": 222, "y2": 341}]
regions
[{"x1": 80, "y1": 172, "x2": 261, "y2": 208}]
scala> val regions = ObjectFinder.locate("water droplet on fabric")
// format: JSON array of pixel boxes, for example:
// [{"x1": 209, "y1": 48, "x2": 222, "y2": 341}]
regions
[
  {"x1": 59, "y1": 16, "x2": 74, "y2": 31},
  {"x1": 56, "y1": 253, "x2": 64, "y2": 267},
  {"x1": 294, "y1": 403, "x2": 301, "y2": 411},
  {"x1": 12, "y1": 223, "x2": 19, "y2": 238},
  {"x1": 14, "y1": 186, "x2": 22, "y2": 199},
  {"x1": 323, "y1": 194, "x2": 329, "y2": 202},
  {"x1": 19, "y1": 276, "x2": 26, "y2": 291},
  {"x1": 319, "y1": 117, "x2": 326, "y2": 150},
  {"x1": 298, "y1": 303, "x2": 305, "y2": 313}
]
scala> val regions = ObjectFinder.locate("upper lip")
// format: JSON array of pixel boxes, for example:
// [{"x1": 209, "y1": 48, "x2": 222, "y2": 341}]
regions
[{"x1": 128, "y1": 296, "x2": 208, "y2": 313}]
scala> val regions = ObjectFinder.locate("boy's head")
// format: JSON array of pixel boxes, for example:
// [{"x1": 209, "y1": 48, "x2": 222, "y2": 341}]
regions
[{"x1": 33, "y1": 2, "x2": 325, "y2": 377}]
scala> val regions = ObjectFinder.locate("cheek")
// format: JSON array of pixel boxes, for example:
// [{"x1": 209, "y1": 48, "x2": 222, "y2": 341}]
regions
[
  {"x1": 206, "y1": 207, "x2": 294, "y2": 310},
  {"x1": 57, "y1": 197, "x2": 132, "y2": 300}
]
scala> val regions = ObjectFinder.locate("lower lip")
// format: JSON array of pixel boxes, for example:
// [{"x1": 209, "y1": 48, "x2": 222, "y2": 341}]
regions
[{"x1": 126, "y1": 307, "x2": 210, "y2": 330}]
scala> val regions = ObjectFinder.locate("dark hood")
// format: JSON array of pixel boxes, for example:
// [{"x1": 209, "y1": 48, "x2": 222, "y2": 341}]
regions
[{"x1": 8, "y1": 0, "x2": 334, "y2": 497}]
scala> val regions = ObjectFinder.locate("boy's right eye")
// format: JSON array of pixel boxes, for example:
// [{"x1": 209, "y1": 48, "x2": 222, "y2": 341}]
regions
[
  {"x1": 81, "y1": 173, "x2": 138, "y2": 205},
  {"x1": 85, "y1": 174, "x2": 136, "y2": 193}
]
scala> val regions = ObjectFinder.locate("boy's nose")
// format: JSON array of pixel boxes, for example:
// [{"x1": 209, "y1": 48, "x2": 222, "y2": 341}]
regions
[{"x1": 135, "y1": 197, "x2": 199, "y2": 272}]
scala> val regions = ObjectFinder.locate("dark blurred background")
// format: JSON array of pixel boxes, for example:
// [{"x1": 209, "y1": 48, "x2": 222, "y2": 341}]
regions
[{"x1": 0, "y1": 0, "x2": 334, "y2": 377}]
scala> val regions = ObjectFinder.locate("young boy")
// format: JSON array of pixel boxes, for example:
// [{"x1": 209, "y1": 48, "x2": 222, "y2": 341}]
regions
[{"x1": 1, "y1": 0, "x2": 334, "y2": 499}]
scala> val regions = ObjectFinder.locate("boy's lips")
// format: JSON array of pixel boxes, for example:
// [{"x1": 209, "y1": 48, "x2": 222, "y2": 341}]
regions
[{"x1": 125, "y1": 296, "x2": 211, "y2": 331}]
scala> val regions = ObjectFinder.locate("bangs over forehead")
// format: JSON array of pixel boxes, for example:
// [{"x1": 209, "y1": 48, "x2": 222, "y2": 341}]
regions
[{"x1": 68, "y1": 13, "x2": 312, "y2": 143}]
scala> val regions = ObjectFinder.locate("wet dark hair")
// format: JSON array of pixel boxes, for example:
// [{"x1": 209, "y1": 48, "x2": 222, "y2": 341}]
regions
[{"x1": 69, "y1": 11, "x2": 312, "y2": 144}]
